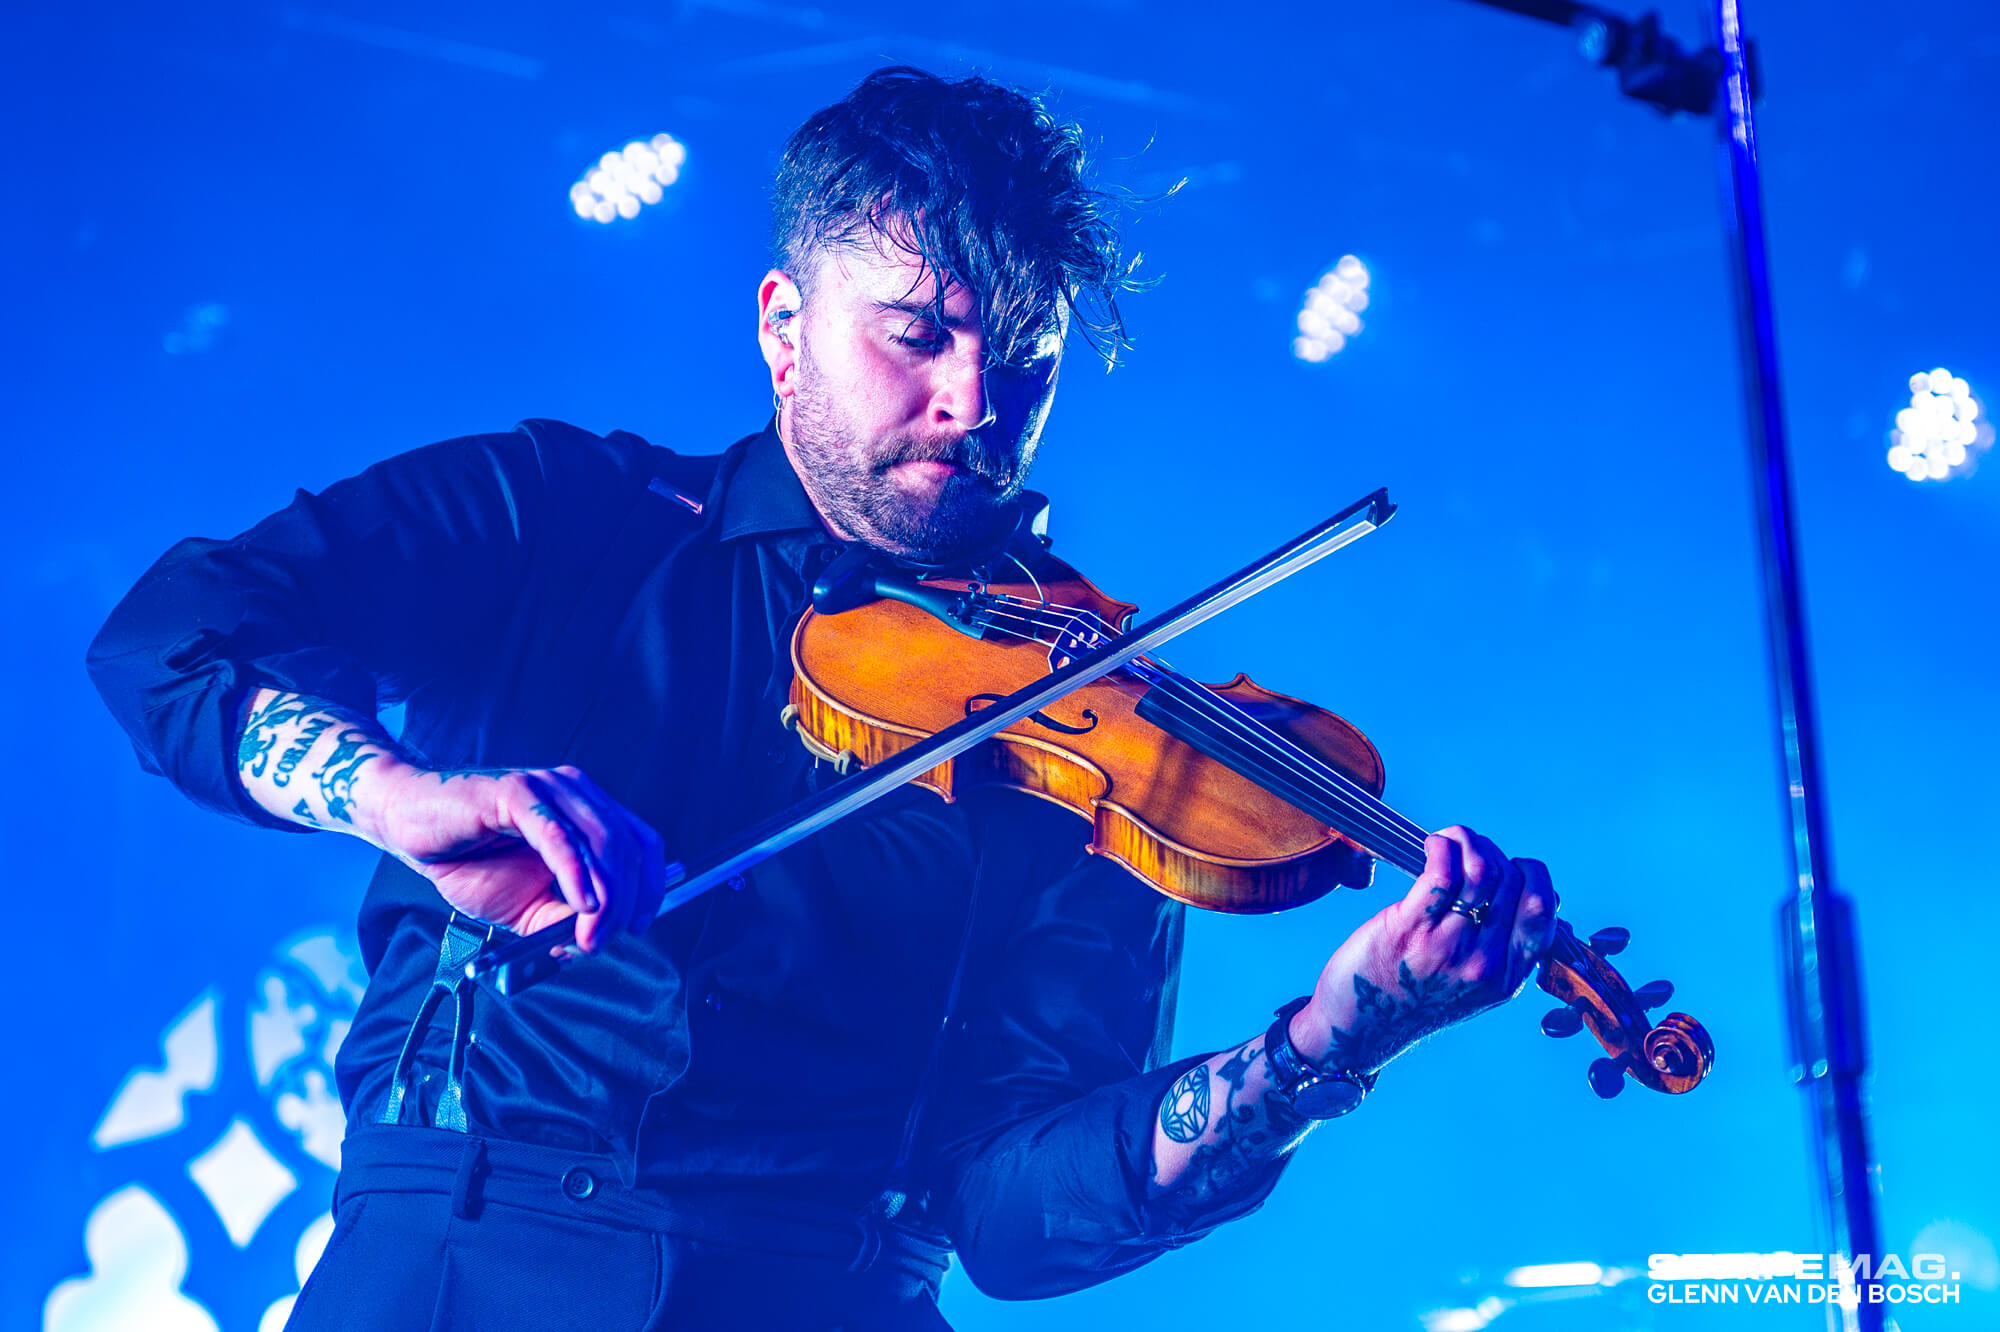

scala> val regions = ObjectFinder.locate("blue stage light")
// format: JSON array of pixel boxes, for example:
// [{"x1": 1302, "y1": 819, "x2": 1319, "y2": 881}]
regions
[
  {"x1": 1887, "y1": 368, "x2": 1989, "y2": 482},
  {"x1": 1293, "y1": 255, "x2": 1370, "y2": 363},
  {"x1": 571, "y1": 134, "x2": 687, "y2": 224}
]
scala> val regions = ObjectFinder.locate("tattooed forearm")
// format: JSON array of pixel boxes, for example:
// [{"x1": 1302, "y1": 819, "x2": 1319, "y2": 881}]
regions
[
  {"x1": 313, "y1": 729, "x2": 379, "y2": 824},
  {"x1": 235, "y1": 687, "x2": 405, "y2": 836},
  {"x1": 271, "y1": 717, "x2": 333, "y2": 787},
  {"x1": 1150, "y1": 1035, "x2": 1314, "y2": 1208},
  {"x1": 1309, "y1": 962, "x2": 1477, "y2": 1072},
  {"x1": 1160, "y1": 1065, "x2": 1212, "y2": 1143},
  {"x1": 237, "y1": 692, "x2": 319, "y2": 778}
]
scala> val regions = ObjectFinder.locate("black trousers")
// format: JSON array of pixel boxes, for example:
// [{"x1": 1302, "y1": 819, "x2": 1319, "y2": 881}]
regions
[{"x1": 288, "y1": 1126, "x2": 954, "y2": 1332}]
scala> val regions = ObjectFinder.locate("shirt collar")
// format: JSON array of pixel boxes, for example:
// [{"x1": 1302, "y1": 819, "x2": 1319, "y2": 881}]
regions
[{"x1": 718, "y1": 419, "x2": 828, "y2": 542}]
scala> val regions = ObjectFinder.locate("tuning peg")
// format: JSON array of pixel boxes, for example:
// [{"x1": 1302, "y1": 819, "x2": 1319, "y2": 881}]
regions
[
  {"x1": 1588, "y1": 1057, "x2": 1627, "y2": 1099},
  {"x1": 1634, "y1": 979, "x2": 1675, "y2": 1009},
  {"x1": 1540, "y1": 1005, "x2": 1585, "y2": 1038},
  {"x1": 1588, "y1": 926, "x2": 1630, "y2": 956}
]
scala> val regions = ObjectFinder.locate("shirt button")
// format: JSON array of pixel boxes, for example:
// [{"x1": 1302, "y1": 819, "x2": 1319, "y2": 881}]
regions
[
  {"x1": 561, "y1": 1167, "x2": 597, "y2": 1201},
  {"x1": 704, "y1": 990, "x2": 723, "y2": 1011}
]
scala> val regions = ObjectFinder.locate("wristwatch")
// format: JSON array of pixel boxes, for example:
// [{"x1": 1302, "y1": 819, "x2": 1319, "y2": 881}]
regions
[{"x1": 1265, "y1": 997, "x2": 1377, "y2": 1119}]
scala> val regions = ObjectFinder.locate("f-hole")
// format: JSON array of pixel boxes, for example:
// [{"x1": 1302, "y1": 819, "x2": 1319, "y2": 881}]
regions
[{"x1": 965, "y1": 693, "x2": 1099, "y2": 735}]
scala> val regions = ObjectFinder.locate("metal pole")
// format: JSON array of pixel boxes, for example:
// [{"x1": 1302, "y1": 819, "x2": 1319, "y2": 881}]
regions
[{"x1": 1711, "y1": 2, "x2": 1884, "y2": 1325}]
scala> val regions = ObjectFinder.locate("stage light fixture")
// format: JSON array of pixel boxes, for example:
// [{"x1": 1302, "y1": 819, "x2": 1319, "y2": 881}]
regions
[
  {"x1": 1293, "y1": 255, "x2": 1370, "y2": 363},
  {"x1": 1886, "y1": 367, "x2": 1990, "y2": 482},
  {"x1": 571, "y1": 133, "x2": 687, "y2": 225}
]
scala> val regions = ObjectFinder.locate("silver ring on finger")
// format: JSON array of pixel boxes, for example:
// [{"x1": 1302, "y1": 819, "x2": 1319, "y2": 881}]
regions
[{"x1": 1446, "y1": 897, "x2": 1490, "y2": 927}]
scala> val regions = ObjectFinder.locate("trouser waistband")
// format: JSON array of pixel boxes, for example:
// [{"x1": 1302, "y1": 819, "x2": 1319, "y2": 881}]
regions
[{"x1": 338, "y1": 1123, "x2": 949, "y2": 1280}]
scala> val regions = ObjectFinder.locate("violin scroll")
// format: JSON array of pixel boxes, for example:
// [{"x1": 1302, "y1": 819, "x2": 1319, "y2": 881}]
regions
[{"x1": 1536, "y1": 920, "x2": 1713, "y2": 1098}]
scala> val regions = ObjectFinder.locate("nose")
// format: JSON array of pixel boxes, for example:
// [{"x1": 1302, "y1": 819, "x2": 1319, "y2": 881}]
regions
[{"x1": 931, "y1": 348, "x2": 995, "y2": 433}]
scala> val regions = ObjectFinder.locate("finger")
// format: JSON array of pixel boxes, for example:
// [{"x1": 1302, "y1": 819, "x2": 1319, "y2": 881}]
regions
[
  {"x1": 495, "y1": 799, "x2": 585, "y2": 944},
  {"x1": 509, "y1": 776, "x2": 608, "y2": 951},
  {"x1": 1410, "y1": 832, "x2": 1466, "y2": 926},
  {"x1": 550, "y1": 768, "x2": 652, "y2": 938},
  {"x1": 1472, "y1": 854, "x2": 1525, "y2": 972},
  {"x1": 1504, "y1": 858, "x2": 1560, "y2": 991},
  {"x1": 514, "y1": 895, "x2": 586, "y2": 943},
  {"x1": 1465, "y1": 826, "x2": 1521, "y2": 918},
  {"x1": 1430, "y1": 827, "x2": 1497, "y2": 931},
  {"x1": 541, "y1": 773, "x2": 638, "y2": 945},
  {"x1": 1448, "y1": 826, "x2": 1507, "y2": 908}
]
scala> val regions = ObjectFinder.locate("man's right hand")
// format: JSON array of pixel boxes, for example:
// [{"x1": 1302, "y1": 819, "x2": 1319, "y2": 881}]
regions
[
  {"x1": 360, "y1": 761, "x2": 669, "y2": 953},
  {"x1": 235, "y1": 688, "x2": 667, "y2": 951}
]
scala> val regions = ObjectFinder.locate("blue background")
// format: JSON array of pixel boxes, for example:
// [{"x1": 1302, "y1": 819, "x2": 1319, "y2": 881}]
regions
[{"x1": 4, "y1": 0, "x2": 1995, "y2": 1327}]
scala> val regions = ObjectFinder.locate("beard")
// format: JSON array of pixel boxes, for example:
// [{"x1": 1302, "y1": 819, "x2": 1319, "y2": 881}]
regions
[{"x1": 785, "y1": 348, "x2": 1032, "y2": 564}]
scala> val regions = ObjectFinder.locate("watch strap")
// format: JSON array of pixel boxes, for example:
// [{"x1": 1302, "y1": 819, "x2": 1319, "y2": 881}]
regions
[{"x1": 1266, "y1": 997, "x2": 1377, "y2": 1118}]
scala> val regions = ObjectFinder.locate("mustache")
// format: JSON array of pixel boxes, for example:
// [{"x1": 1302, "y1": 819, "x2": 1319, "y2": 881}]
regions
[{"x1": 877, "y1": 433, "x2": 1012, "y2": 482}]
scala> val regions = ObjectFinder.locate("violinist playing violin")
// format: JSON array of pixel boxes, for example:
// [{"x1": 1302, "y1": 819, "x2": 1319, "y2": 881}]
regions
[{"x1": 88, "y1": 66, "x2": 1558, "y2": 1331}]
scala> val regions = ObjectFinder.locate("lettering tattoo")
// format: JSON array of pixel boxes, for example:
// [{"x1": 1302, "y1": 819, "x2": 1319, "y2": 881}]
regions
[
  {"x1": 1160, "y1": 1065, "x2": 1212, "y2": 1143},
  {"x1": 291, "y1": 799, "x2": 317, "y2": 825},
  {"x1": 271, "y1": 717, "x2": 333, "y2": 787},
  {"x1": 312, "y1": 728, "x2": 380, "y2": 825}
]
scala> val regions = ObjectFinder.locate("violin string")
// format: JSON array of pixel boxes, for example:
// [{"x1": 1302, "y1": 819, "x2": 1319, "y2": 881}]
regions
[
  {"x1": 966, "y1": 592, "x2": 1420, "y2": 855},
  {"x1": 976, "y1": 594, "x2": 1436, "y2": 863},
  {"x1": 968, "y1": 596, "x2": 1433, "y2": 872},
  {"x1": 1142, "y1": 666, "x2": 1432, "y2": 860},
  {"x1": 976, "y1": 592, "x2": 1400, "y2": 832}
]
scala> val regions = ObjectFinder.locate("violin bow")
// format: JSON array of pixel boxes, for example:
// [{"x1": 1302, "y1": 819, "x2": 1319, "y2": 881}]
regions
[{"x1": 470, "y1": 489, "x2": 1398, "y2": 994}]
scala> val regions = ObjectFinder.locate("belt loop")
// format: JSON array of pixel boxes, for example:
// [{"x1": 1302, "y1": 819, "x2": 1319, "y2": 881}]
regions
[{"x1": 449, "y1": 1137, "x2": 488, "y2": 1220}]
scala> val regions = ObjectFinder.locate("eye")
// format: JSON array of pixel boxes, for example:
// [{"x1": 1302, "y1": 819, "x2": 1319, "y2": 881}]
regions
[{"x1": 892, "y1": 325, "x2": 948, "y2": 354}]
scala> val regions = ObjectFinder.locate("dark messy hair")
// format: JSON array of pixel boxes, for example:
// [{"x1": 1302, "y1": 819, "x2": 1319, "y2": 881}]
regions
[{"x1": 772, "y1": 66, "x2": 1141, "y2": 370}]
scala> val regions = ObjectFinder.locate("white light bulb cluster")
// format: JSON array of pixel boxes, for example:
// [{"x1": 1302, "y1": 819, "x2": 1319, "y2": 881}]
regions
[
  {"x1": 1294, "y1": 255, "x2": 1370, "y2": 363},
  {"x1": 1887, "y1": 367, "x2": 1989, "y2": 482},
  {"x1": 571, "y1": 133, "x2": 687, "y2": 224}
]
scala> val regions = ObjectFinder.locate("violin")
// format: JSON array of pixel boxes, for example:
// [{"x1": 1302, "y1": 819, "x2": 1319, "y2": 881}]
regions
[
  {"x1": 477, "y1": 491, "x2": 1713, "y2": 1098},
  {"x1": 783, "y1": 539, "x2": 1713, "y2": 1099}
]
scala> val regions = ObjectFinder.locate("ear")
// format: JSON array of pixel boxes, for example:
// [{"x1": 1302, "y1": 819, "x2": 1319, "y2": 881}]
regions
[{"x1": 757, "y1": 269, "x2": 804, "y2": 405}]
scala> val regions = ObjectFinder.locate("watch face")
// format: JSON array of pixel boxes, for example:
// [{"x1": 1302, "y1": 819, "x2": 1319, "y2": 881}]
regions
[{"x1": 1292, "y1": 1075, "x2": 1366, "y2": 1119}]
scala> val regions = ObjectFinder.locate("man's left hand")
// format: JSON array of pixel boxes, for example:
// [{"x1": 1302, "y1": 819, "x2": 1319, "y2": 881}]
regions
[{"x1": 1290, "y1": 825, "x2": 1558, "y2": 1074}]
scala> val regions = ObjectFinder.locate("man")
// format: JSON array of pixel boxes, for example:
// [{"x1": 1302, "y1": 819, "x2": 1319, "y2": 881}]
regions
[{"x1": 89, "y1": 67, "x2": 1556, "y2": 1330}]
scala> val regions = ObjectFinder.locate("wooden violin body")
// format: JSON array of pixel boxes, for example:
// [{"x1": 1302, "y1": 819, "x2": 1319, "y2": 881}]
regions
[
  {"x1": 787, "y1": 555, "x2": 1381, "y2": 913},
  {"x1": 784, "y1": 544, "x2": 1713, "y2": 1099}
]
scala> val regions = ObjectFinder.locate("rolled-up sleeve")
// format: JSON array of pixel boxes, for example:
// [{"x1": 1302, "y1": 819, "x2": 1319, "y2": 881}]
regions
[
  {"x1": 925, "y1": 820, "x2": 1294, "y2": 1300},
  {"x1": 85, "y1": 429, "x2": 557, "y2": 829}
]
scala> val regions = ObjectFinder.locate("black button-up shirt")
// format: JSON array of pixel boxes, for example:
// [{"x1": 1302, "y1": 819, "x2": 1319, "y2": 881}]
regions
[{"x1": 86, "y1": 419, "x2": 1289, "y2": 1297}]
